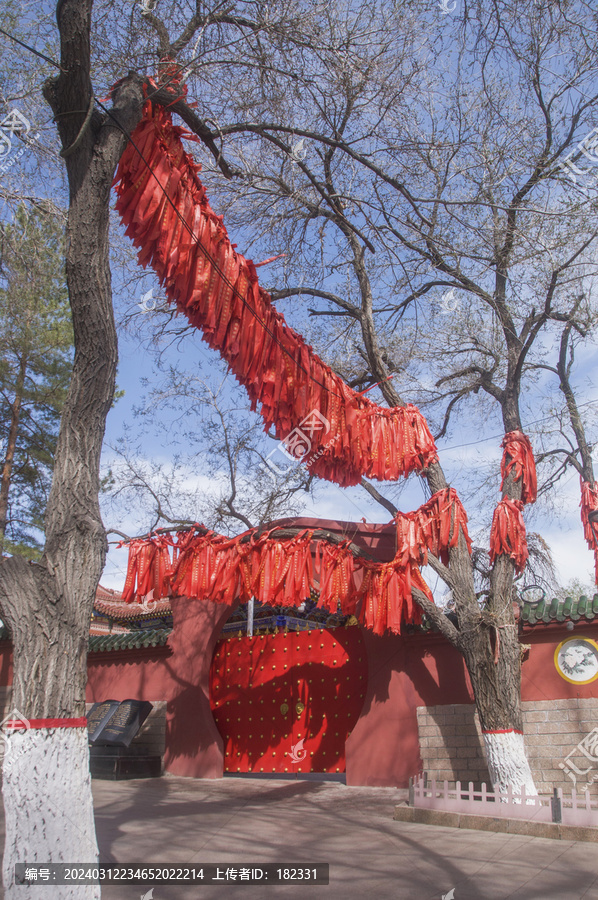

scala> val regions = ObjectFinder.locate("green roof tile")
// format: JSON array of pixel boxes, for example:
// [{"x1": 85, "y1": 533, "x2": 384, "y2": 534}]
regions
[
  {"x1": 562, "y1": 596, "x2": 573, "y2": 620},
  {"x1": 0, "y1": 626, "x2": 172, "y2": 653},
  {"x1": 534, "y1": 598, "x2": 546, "y2": 617},
  {"x1": 570, "y1": 599, "x2": 582, "y2": 621},
  {"x1": 88, "y1": 628, "x2": 171, "y2": 653},
  {"x1": 548, "y1": 597, "x2": 560, "y2": 619},
  {"x1": 519, "y1": 593, "x2": 598, "y2": 627},
  {"x1": 541, "y1": 601, "x2": 553, "y2": 624}
]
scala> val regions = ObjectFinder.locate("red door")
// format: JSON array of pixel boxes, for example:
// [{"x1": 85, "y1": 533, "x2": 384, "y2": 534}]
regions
[{"x1": 210, "y1": 626, "x2": 367, "y2": 774}]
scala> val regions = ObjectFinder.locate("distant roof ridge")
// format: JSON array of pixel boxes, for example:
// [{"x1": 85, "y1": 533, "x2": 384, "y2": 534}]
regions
[{"x1": 94, "y1": 584, "x2": 172, "y2": 619}]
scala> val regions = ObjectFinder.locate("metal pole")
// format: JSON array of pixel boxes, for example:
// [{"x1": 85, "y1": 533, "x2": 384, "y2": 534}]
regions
[
  {"x1": 247, "y1": 597, "x2": 254, "y2": 637},
  {"x1": 551, "y1": 787, "x2": 562, "y2": 823}
]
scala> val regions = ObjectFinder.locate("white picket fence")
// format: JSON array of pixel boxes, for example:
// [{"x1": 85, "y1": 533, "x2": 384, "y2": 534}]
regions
[{"x1": 409, "y1": 775, "x2": 598, "y2": 827}]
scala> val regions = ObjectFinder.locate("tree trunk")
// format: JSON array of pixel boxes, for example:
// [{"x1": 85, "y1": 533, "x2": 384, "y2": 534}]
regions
[
  {"x1": 0, "y1": 1, "x2": 146, "y2": 892},
  {"x1": 0, "y1": 559, "x2": 98, "y2": 897},
  {"x1": 462, "y1": 612, "x2": 536, "y2": 793},
  {"x1": 0, "y1": 150, "x2": 115, "y2": 891},
  {"x1": 358, "y1": 275, "x2": 537, "y2": 794},
  {"x1": 0, "y1": 353, "x2": 27, "y2": 553}
]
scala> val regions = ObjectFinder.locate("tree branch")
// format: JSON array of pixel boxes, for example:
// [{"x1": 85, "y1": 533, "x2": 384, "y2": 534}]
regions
[
  {"x1": 412, "y1": 587, "x2": 462, "y2": 649},
  {"x1": 359, "y1": 479, "x2": 398, "y2": 516}
]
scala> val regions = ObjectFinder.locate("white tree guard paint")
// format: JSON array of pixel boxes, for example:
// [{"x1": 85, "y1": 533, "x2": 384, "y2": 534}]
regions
[
  {"x1": 2, "y1": 728, "x2": 100, "y2": 899},
  {"x1": 482, "y1": 730, "x2": 538, "y2": 797}
]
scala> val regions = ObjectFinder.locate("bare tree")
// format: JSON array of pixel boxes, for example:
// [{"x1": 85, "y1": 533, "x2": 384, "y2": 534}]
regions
[
  {"x1": 144, "y1": 0, "x2": 598, "y2": 790},
  {"x1": 0, "y1": 2, "x2": 330, "y2": 892},
  {"x1": 105, "y1": 371, "x2": 316, "y2": 536}
]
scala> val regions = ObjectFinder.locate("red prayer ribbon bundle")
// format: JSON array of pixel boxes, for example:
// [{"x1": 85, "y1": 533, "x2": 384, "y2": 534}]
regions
[
  {"x1": 488, "y1": 497, "x2": 528, "y2": 575},
  {"x1": 112, "y1": 90, "x2": 478, "y2": 630},
  {"x1": 313, "y1": 541, "x2": 358, "y2": 614},
  {"x1": 580, "y1": 480, "x2": 598, "y2": 583},
  {"x1": 500, "y1": 431, "x2": 537, "y2": 505},
  {"x1": 408, "y1": 487, "x2": 473, "y2": 566},
  {"x1": 113, "y1": 102, "x2": 438, "y2": 487},
  {"x1": 358, "y1": 558, "x2": 427, "y2": 635},
  {"x1": 489, "y1": 431, "x2": 536, "y2": 574},
  {"x1": 120, "y1": 520, "x2": 440, "y2": 634},
  {"x1": 120, "y1": 534, "x2": 175, "y2": 603}
]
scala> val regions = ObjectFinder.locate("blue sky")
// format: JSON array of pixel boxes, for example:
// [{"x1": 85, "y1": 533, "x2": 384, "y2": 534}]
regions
[
  {"x1": 99, "y1": 279, "x2": 597, "y2": 599},
  {"x1": 1, "y1": 0, "x2": 596, "y2": 600}
]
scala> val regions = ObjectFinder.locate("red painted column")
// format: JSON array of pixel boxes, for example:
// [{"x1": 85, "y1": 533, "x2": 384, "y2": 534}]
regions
[
  {"x1": 164, "y1": 596, "x2": 237, "y2": 778},
  {"x1": 345, "y1": 629, "x2": 422, "y2": 786},
  {"x1": 345, "y1": 628, "x2": 476, "y2": 787}
]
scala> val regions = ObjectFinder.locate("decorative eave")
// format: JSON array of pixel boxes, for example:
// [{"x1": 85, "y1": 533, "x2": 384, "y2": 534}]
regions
[
  {"x1": 94, "y1": 585, "x2": 172, "y2": 620},
  {"x1": 88, "y1": 628, "x2": 172, "y2": 653},
  {"x1": 520, "y1": 595, "x2": 598, "y2": 628},
  {"x1": 0, "y1": 622, "x2": 172, "y2": 653}
]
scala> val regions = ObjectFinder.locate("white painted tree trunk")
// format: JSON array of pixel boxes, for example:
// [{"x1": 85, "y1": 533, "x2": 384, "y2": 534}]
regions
[
  {"x1": 483, "y1": 730, "x2": 537, "y2": 796},
  {"x1": 2, "y1": 728, "x2": 100, "y2": 899}
]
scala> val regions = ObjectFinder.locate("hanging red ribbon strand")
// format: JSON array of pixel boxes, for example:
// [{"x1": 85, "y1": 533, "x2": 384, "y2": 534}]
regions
[
  {"x1": 500, "y1": 431, "x2": 537, "y2": 505},
  {"x1": 113, "y1": 102, "x2": 438, "y2": 487},
  {"x1": 119, "y1": 521, "x2": 438, "y2": 634},
  {"x1": 487, "y1": 431, "x2": 536, "y2": 577},
  {"x1": 111, "y1": 90, "x2": 481, "y2": 631},
  {"x1": 580, "y1": 479, "x2": 598, "y2": 584},
  {"x1": 394, "y1": 488, "x2": 472, "y2": 568},
  {"x1": 489, "y1": 497, "x2": 529, "y2": 575}
]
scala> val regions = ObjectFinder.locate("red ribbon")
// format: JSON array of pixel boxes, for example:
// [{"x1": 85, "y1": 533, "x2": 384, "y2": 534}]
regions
[
  {"x1": 580, "y1": 479, "x2": 598, "y2": 584},
  {"x1": 489, "y1": 497, "x2": 528, "y2": 575},
  {"x1": 113, "y1": 103, "x2": 439, "y2": 488},
  {"x1": 119, "y1": 474, "x2": 470, "y2": 636},
  {"x1": 394, "y1": 488, "x2": 472, "y2": 567},
  {"x1": 165, "y1": 523, "x2": 432, "y2": 635},
  {"x1": 500, "y1": 431, "x2": 537, "y2": 505},
  {"x1": 4, "y1": 717, "x2": 88, "y2": 729}
]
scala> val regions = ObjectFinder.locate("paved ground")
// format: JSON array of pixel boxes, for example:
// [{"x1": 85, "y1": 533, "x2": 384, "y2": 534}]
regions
[
  {"x1": 2, "y1": 775, "x2": 598, "y2": 898},
  {"x1": 86, "y1": 775, "x2": 598, "y2": 900}
]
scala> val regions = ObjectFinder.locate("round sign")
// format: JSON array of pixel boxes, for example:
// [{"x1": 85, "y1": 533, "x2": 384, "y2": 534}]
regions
[{"x1": 554, "y1": 637, "x2": 598, "y2": 685}]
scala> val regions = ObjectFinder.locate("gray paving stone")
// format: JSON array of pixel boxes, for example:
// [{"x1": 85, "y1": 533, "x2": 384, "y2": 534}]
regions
[
  {"x1": 85, "y1": 776, "x2": 598, "y2": 899},
  {"x1": 2, "y1": 775, "x2": 598, "y2": 898}
]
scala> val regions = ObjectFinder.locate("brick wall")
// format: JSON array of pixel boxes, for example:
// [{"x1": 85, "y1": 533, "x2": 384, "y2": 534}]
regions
[
  {"x1": 417, "y1": 704, "x2": 489, "y2": 787},
  {"x1": 525, "y1": 698, "x2": 598, "y2": 794},
  {"x1": 417, "y1": 699, "x2": 598, "y2": 794}
]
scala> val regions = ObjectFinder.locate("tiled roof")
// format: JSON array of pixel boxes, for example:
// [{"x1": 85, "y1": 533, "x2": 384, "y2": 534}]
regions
[
  {"x1": 94, "y1": 590, "x2": 172, "y2": 619},
  {"x1": 520, "y1": 595, "x2": 598, "y2": 626},
  {"x1": 95, "y1": 584, "x2": 125, "y2": 603},
  {"x1": 88, "y1": 628, "x2": 172, "y2": 653},
  {"x1": 0, "y1": 622, "x2": 171, "y2": 652},
  {"x1": 1, "y1": 597, "x2": 595, "y2": 649}
]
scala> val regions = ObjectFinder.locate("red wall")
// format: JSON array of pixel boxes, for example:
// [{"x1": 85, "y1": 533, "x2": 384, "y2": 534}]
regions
[
  {"x1": 346, "y1": 629, "x2": 474, "y2": 785},
  {"x1": 1, "y1": 607, "x2": 596, "y2": 787},
  {"x1": 86, "y1": 597, "x2": 235, "y2": 779},
  {"x1": 521, "y1": 622, "x2": 598, "y2": 702}
]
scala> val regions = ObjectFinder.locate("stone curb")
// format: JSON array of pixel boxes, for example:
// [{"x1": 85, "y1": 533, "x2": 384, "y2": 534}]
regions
[{"x1": 393, "y1": 806, "x2": 598, "y2": 842}]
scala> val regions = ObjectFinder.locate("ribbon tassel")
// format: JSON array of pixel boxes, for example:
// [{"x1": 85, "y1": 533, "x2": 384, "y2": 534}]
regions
[{"x1": 113, "y1": 102, "x2": 439, "y2": 487}]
